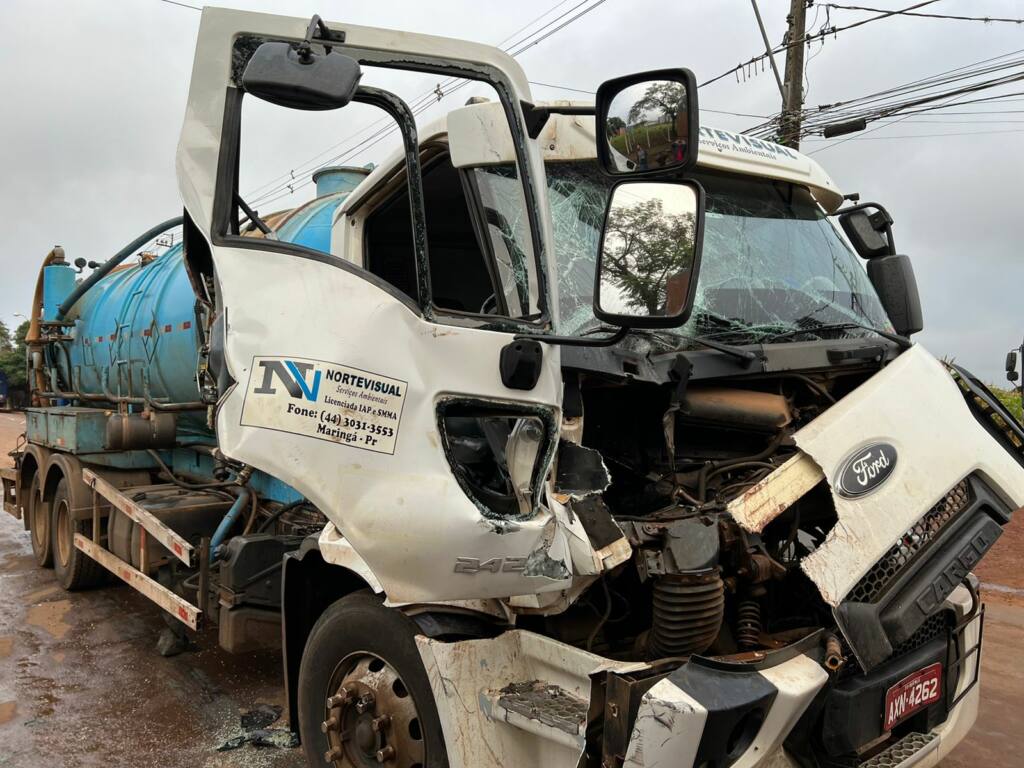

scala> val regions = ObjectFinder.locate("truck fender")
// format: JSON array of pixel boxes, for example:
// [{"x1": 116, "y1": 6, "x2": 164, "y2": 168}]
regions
[
  {"x1": 317, "y1": 523, "x2": 384, "y2": 593},
  {"x1": 42, "y1": 453, "x2": 88, "y2": 520},
  {"x1": 42, "y1": 454, "x2": 151, "y2": 522},
  {"x1": 281, "y1": 538, "x2": 378, "y2": 740},
  {"x1": 17, "y1": 444, "x2": 49, "y2": 530}
]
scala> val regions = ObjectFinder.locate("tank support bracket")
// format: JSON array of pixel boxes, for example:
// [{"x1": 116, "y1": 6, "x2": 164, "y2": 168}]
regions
[{"x1": 82, "y1": 468, "x2": 196, "y2": 567}]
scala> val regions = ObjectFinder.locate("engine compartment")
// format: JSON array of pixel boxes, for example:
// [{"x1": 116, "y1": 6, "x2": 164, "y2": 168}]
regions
[{"x1": 524, "y1": 366, "x2": 880, "y2": 665}]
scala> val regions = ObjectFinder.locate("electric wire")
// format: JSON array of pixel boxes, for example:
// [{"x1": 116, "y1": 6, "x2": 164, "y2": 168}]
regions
[
  {"x1": 823, "y1": 3, "x2": 1024, "y2": 25},
  {"x1": 244, "y1": 0, "x2": 613, "y2": 207}
]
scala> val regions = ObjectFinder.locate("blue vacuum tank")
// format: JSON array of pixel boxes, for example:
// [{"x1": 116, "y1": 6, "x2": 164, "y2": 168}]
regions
[{"x1": 53, "y1": 165, "x2": 371, "y2": 432}]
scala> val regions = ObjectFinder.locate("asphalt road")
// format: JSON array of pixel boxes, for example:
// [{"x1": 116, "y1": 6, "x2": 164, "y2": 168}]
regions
[{"x1": 0, "y1": 411, "x2": 1021, "y2": 767}]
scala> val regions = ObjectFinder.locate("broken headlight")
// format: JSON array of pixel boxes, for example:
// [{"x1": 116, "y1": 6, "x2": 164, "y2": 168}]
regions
[{"x1": 437, "y1": 399, "x2": 556, "y2": 519}]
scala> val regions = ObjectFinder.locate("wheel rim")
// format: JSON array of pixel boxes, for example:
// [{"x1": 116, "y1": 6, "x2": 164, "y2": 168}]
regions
[
  {"x1": 321, "y1": 652, "x2": 426, "y2": 768},
  {"x1": 30, "y1": 481, "x2": 46, "y2": 552},
  {"x1": 55, "y1": 497, "x2": 71, "y2": 567}
]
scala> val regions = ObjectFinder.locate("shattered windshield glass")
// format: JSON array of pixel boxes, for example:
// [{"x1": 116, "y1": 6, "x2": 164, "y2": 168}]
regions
[{"x1": 546, "y1": 161, "x2": 891, "y2": 345}]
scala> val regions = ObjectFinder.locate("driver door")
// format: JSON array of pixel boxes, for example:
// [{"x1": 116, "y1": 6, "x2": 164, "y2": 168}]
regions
[{"x1": 175, "y1": 8, "x2": 586, "y2": 604}]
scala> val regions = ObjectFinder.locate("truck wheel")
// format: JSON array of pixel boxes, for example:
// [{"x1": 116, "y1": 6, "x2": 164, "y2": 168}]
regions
[
  {"x1": 28, "y1": 474, "x2": 53, "y2": 568},
  {"x1": 297, "y1": 592, "x2": 448, "y2": 768},
  {"x1": 51, "y1": 478, "x2": 103, "y2": 590}
]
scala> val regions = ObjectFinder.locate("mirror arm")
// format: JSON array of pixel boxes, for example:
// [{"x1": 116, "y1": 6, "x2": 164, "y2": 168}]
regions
[
  {"x1": 515, "y1": 326, "x2": 630, "y2": 348},
  {"x1": 521, "y1": 101, "x2": 596, "y2": 139},
  {"x1": 299, "y1": 14, "x2": 345, "y2": 60},
  {"x1": 833, "y1": 200, "x2": 896, "y2": 255},
  {"x1": 235, "y1": 195, "x2": 276, "y2": 239}
]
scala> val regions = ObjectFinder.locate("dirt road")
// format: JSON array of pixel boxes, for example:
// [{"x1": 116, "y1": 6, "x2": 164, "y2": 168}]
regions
[
  {"x1": 0, "y1": 411, "x2": 1021, "y2": 766},
  {"x1": 0, "y1": 412, "x2": 302, "y2": 767}
]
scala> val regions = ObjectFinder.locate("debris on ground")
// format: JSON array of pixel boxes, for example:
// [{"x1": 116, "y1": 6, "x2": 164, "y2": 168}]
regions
[{"x1": 217, "y1": 703, "x2": 298, "y2": 752}]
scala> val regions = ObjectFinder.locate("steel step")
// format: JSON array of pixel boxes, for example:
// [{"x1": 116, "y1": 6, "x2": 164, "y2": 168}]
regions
[{"x1": 480, "y1": 680, "x2": 588, "y2": 750}]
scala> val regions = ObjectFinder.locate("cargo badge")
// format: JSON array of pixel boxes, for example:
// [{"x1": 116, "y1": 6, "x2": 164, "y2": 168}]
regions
[{"x1": 835, "y1": 443, "x2": 897, "y2": 498}]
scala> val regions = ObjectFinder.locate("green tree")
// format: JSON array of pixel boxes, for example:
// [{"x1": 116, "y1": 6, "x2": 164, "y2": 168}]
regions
[
  {"x1": 606, "y1": 115, "x2": 626, "y2": 137},
  {"x1": 0, "y1": 320, "x2": 30, "y2": 387},
  {"x1": 0, "y1": 321, "x2": 12, "y2": 354},
  {"x1": 627, "y1": 82, "x2": 685, "y2": 136},
  {"x1": 601, "y1": 198, "x2": 696, "y2": 315}
]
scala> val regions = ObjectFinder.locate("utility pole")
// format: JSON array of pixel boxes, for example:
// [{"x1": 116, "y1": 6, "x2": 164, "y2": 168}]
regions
[{"x1": 781, "y1": 0, "x2": 807, "y2": 149}]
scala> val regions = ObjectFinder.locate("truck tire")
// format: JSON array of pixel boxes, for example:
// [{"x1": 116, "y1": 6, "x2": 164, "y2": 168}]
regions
[
  {"x1": 51, "y1": 478, "x2": 103, "y2": 590},
  {"x1": 28, "y1": 474, "x2": 53, "y2": 568},
  {"x1": 297, "y1": 592, "x2": 449, "y2": 768}
]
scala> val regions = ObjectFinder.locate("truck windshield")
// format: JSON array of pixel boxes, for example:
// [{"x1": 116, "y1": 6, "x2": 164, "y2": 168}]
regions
[{"x1": 547, "y1": 162, "x2": 892, "y2": 344}]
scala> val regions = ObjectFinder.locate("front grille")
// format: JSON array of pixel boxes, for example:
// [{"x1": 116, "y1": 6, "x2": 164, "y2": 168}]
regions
[
  {"x1": 892, "y1": 610, "x2": 951, "y2": 657},
  {"x1": 859, "y1": 732, "x2": 937, "y2": 768},
  {"x1": 846, "y1": 480, "x2": 971, "y2": 604},
  {"x1": 837, "y1": 610, "x2": 951, "y2": 681}
]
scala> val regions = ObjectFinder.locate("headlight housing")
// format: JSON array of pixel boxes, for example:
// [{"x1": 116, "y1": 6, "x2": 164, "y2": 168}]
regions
[{"x1": 437, "y1": 398, "x2": 557, "y2": 519}]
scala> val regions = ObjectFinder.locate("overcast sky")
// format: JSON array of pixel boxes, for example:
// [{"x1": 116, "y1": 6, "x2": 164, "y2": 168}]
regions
[{"x1": 1, "y1": 0, "x2": 1022, "y2": 383}]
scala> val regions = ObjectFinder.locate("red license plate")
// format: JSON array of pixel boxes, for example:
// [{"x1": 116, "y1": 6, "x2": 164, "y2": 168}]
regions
[{"x1": 884, "y1": 662, "x2": 942, "y2": 731}]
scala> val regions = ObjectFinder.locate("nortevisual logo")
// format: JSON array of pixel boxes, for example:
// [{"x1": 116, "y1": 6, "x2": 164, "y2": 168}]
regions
[
  {"x1": 253, "y1": 359, "x2": 321, "y2": 402},
  {"x1": 835, "y1": 442, "x2": 897, "y2": 498}
]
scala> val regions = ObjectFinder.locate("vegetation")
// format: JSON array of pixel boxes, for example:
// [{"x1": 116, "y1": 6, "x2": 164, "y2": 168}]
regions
[
  {"x1": 0, "y1": 320, "x2": 29, "y2": 388},
  {"x1": 990, "y1": 384, "x2": 1023, "y2": 423}
]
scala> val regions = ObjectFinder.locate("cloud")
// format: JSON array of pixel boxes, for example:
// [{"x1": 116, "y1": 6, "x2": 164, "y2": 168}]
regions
[{"x1": 0, "y1": 0, "x2": 1020, "y2": 383}]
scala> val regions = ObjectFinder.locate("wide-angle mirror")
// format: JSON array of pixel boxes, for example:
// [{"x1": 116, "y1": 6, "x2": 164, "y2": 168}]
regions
[
  {"x1": 596, "y1": 69, "x2": 699, "y2": 176},
  {"x1": 594, "y1": 180, "x2": 704, "y2": 328},
  {"x1": 242, "y1": 41, "x2": 362, "y2": 111}
]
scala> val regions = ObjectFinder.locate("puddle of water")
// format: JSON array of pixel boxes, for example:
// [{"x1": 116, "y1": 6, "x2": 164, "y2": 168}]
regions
[
  {"x1": 22, "y1": 585, "x2": 60, "y2": 604},
  {"x1": 0, "y1": 700, "x2": 16, "y2": 725},
  {"x1": 25, "y1": 599, "x2": 71, "y2": 640}
]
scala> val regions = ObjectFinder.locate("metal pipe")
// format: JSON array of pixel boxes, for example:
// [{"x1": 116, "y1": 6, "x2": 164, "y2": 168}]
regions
[
  {"x1": 72, "y1": 368, "x2": 106, "y2": 402},
  {"x1": 210, "y1": 487, "x2": 251, "y2": 563},
  {"x1": 56, "y1": 216, "x2": 183, "y2": 321},
  {"x1": 101, "y1": 368, "x2": 150, "y2": 405},
  {"x1": 141, "y1": 369, "x2": 206, "y2": 412}
]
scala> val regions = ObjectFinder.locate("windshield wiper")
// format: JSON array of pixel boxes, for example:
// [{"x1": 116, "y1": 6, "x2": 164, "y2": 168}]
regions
[
  {"x1": 765, "y1": 321, "x2": 912, "y2": 349},
  {"x1": 577, "y1": 324, "x2": 758, "y2": 363},
  {"x1": 647, "y1": 331, "x2": 759, "y2": 365}
]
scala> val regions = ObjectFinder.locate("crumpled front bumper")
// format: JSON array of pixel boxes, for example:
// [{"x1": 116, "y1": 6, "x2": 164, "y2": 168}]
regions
[
  {"x1": 420, "y1": 585, "x2": 983, "y2": 768},
  {"x1": 622, "y1": 583, "x2": 982, "y2": 768}
]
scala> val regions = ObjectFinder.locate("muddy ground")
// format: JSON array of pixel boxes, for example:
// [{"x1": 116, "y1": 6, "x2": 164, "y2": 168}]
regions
[{"x1": 0, "y1": 411, "x2": 1022, "y2": 766}]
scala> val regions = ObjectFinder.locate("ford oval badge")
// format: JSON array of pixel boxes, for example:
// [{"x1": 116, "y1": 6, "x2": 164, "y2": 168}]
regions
[{"x1": 836, "y1": 443, "x2": 897, "y2": 498}]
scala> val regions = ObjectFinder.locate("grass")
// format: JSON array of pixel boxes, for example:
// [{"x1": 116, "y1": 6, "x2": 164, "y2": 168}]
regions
[{"x1": 990, "y1": 385, "x2": 1023, "y2": 423}]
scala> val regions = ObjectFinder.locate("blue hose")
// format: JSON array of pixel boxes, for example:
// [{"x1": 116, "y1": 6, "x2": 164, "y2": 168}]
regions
[{"x1": 210, "y1": 488, "x2": 251, "y2": 563}]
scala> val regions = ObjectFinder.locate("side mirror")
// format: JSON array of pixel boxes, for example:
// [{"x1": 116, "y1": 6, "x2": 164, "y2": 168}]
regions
[
  {"x1": 866, "y1": 254, "x2": 923, "y2": 337},
  {"x1": 594, "y1": 180, "x2": 704, "y2": 328},
  {"x1": 596, "y1": 69, "x2": 699, "y2": 177},
  {"x1": 1006, "y1": 351, "x2": 1019, "y2": 382},
  {"x1": 241, "y1": 41, "x2": 361, "y2": 111},
  {"x1": 838, "y1": 204, "x2": 894, "y2": 258}
]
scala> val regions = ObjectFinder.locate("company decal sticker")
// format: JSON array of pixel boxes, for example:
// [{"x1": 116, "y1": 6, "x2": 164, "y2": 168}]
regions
[
  {"x1": 241, "y1": 356, "x2": 407, "y2": 455},
  {"x1": 835, "y1": 442, "x2": 898, "y2": 498}
]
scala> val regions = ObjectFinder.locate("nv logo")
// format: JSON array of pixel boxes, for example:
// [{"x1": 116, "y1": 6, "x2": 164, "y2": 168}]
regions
[{"x1": 254, "y1": 359, "x2": 321, "y2": 402}]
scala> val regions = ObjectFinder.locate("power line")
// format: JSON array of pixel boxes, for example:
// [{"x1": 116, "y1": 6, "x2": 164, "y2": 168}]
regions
[
  {"x1": 526, "y1": 80, "x2": 769, "y2": 118},
  {"x1": 746, "y1": 46, "x2": 1024, "y2": 141},
  {"x1": 805, "y1": 127, "x2": 1024, "y2": 141},
  {"x1": 698, "y1": 0, "x2": 941, "y2": 91},
  {"x1": 823, "y1": 3, "x2": 1024, "y2": 25},
  {"x1": 158, "y1": 0, "x2": 201, "y2": 10},
  {"x1": 246, "y1": 0, "x2": 614, "y2": 206}
]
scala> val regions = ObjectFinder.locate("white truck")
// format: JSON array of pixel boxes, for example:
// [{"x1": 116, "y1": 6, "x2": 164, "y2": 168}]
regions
[{"x1": 4, "y1": 7, "x2": 1023, "y2": 768}]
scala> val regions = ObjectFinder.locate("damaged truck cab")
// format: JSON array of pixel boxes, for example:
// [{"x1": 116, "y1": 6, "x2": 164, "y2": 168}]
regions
[{"x1": 5, "y1": 7, "x2": 1024, "y2": 768}]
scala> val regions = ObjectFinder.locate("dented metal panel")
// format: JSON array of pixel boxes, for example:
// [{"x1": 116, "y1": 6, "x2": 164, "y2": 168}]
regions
[
  {"x1": 795, "y1": 345, "x2": 1024, "y2": 606},
  {"x1": 621, "y1": 679, "x2": 707, "y2": 768},
  {"x1": 727, "y1": 453, "x2": 824, "y2": 534}
]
